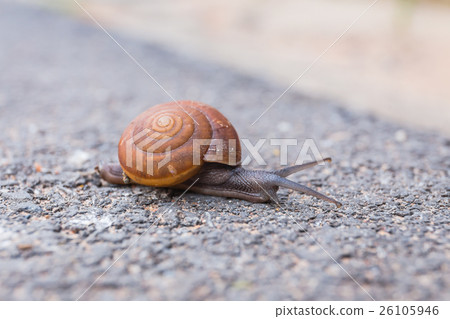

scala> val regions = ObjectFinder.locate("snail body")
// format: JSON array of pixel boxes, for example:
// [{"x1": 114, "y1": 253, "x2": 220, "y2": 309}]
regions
[{"x1": 99, "y1": 101, "x2": 341, "y2": 207}]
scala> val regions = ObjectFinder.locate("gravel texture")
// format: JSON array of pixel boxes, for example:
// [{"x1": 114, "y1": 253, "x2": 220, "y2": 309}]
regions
[{"x1": 0, "y1": 2, "x2": 449, "y2": 300}]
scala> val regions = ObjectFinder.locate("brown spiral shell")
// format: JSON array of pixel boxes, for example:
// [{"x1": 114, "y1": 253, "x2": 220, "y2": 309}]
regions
[{"x1": 118, "y1": 101, "x2": 241, "y2": 187}]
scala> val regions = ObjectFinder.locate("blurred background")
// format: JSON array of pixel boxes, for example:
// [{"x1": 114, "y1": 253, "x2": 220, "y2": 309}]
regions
[{"x1": 21, "y1": 0, "x2": 450, "y2": 136}]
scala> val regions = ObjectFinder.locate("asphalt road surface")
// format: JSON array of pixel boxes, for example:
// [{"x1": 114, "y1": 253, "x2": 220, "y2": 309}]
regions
[{"x1": 0, "y1": 1, "x2": 448, "y2": 300}]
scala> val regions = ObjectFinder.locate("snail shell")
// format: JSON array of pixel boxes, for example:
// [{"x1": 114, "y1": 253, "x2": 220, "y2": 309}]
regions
[{"x1": 118, "y1": 101, "x2": 241, "y2": 187}]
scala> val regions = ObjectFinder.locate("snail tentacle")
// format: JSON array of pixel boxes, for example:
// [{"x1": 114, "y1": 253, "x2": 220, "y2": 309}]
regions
[
  {"x1": 274, "y1": 157, "x2": 331, "y2": 177},
  {"x1": 267, "y1": 174, "x2": 342, "y2": 208}
]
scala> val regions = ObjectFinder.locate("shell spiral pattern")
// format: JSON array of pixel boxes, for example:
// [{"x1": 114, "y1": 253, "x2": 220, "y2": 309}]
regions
[{"x1": 118, "y1": 101, "x2": 241, "y2": 187}]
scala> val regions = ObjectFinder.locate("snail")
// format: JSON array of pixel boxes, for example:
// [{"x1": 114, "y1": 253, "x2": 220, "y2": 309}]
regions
[{"x1": 98, "y1": 101, "x2": 341, "y2": 207}]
